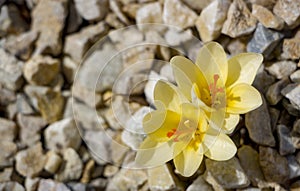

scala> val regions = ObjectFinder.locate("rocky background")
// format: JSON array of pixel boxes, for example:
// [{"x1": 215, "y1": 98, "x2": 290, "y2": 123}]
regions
[{"x1": 0, "y1": 0, "x2": 300, "y2": 190}]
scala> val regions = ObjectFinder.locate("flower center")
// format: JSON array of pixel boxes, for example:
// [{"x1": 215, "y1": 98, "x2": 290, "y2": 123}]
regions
[{"x1": 208, "y1": 74, "x2": 224, "y2": 107}]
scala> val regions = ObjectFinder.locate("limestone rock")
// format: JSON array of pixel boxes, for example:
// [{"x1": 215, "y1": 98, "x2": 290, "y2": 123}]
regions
[
  {"x1": 259, "y1": 146, "x2": 289, "y2": 184},
  {"x1": 55, "y1": 148, "x2": 83, "y2": 182},
  {"x1": 25, "y1": 178, "x2": 40, "y2": 191},
  {"x1": 0, "y1": 49, "x2": 24, "y2": 91},
  {"x1": 205, "y1": 157, "x2": 250, "y2": 189},
  {"x1": 237, "y1": 145, "x2": 265, "y2": 186},
  {"x1": 37, "y1": 179, "x2": 71, "y2": 191},
  {"x1": 182, "y1": 0, "x2": 214, "y2": 12},
  {"x1": 74, "y1": 0, "x2": 108, "y2": 21},
  {"x1": 32, "y1": 0, "x2": 68, "y2": 56},
  {"x1": 109, "y1": 0, "x2": 130, "y2": 25},
  {"x1": 24, "y1": 55, "x2": 60, "y2": 86},
  {"x1": 65, "y1": 0, "x2": 82, "y2": 34},
  {"x1": 266, "y1": 78, "x2": 290, "y2": 105},
  {"x1": 196, "y1": 0, "x2": 230, "y2": 42},
  {"x1": 0, "y1": 117, "x2": 16, "y2": 142},
  {"x1": 44, "y1": 118, "x2": 82, "y2": 152},
  {"x1": 273, "y1": 0, "x2": 300, "y2": 28},
  {"x1": 64, "y1": 22, "x2": 109, "y2": 63},
  {"x1": 222, "y1": 0, "x2": 257, "y2": 38},
  {"x1": 44, "y1": 151, "x2": 63, "y2": 174},
  {"x1": 148, "y1": 164, "x2": 181, "y2": 191},
  {"x1": 0, "y1": 168, "x2": 13, "y2": 182},
  {"x1": 15, "y1": 143, "x2": 46, "y2": 178},
  {"x1": 0, "y1": 87, "x2": 16, "y2": 106},
  {"x1": 281, "y1": 37, "x2": 300, "y2": 60},
  {"x1": 266, "y1": 61, "x2": 297, "y2": 79},
  {"x1": 245, "y1": 96, "x2": 276, "y2": 146},
  {"x1": 0, "y1": 141, "x2": 17, "y2": 168},
  {"x1": 252, "y1": 4, "x2": 284, "y2": 30},
  {"x1": 136, "y1": 2, "x2": 163, "y2": 32},
  {"x1": 187, "y1": 175, "x2": 213, "y2": 191},
  {"x1": 72, "y1": 82, "x2": 102, "y2": 108},
  {"x1": 290, "y1": 70, "x2": 300, "y2": 83},
  {"x1": 24, "y1": 85, "x2": 64, "y2": 123},
  {"x1": 0, "y1": 182, "x2": 25, "y2": 191},
  {"x1": 281, "y1": 83, "x2": 300, "y2": 109},
  {"x1": 165, "y1": 29, "x2": 194, "y2": 46},
  {"x1": 247, "y1": 23, "x2": 283, "y2": 58},
  {"x1": 163, "y1": 0, "x2": 198, "y2": 29},
  {"x1": 144, "y1": 71, "x2": 167, "y2": 106},
  {"x1": 62, "y1": 56, "x2": 77, "y2": 84},
  {"x1": 17, "y1": 114, "x2": 47, "y2": 146},
  {"x1": 16, "y1": 93, "x2": 34, "y2": 115},
  {"x1": 4, "y1": 31, "x2": 38, "y2": 61}
]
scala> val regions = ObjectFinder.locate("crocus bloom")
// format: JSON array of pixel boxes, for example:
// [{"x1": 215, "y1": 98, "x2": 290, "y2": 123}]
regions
[
  {"x1": 171, "y1": 42, "x2": 263, "y2": 133},
  {"x1": 135, "y1": 80, "x2": 237, "y2": 177}
]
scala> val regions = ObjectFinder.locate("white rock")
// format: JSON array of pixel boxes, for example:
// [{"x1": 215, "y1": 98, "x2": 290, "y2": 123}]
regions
[
  {"x1": 165, "y1": 28, "x2": 193, "y2": 46},
  {"x1": 163, "y1": 0, "x2": 198, "y2": 29},
  {"x1": 196, "y1": 0, "x2": 230, "y2": 42},
  {"x1": 74, "y1": 0, "x2": 108, "y2": 21},
  {"x1": 136, "y1": 2, "x2": 163, "y2": 32},
  {"x1": 144, "y1": 71, "x2": 167, "y2": 106},
  {"x1": 44, "y1": 118, "x2": 82, "y2": 152},
  {"x1": 44, "y1": 151, "x2": 63, "y2": 174}
]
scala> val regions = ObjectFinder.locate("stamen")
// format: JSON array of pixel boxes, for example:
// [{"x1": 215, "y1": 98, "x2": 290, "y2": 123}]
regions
[{"x1": 208, "y1": 74, "x2": 224, "y2": 105}]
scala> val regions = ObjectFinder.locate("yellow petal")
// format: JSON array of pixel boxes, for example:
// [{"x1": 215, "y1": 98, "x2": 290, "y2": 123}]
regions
[
  {"x1": 154, "y1": 80, "x2": 188, "y2": 112},
  {"x1": 226, "y1": 83, "x2": 262, "y2": 114},
  {"x1": 223, "y1": 113, "x2": 240, "y2": 134},
  {"x1": 174, "y1": 148, "x2": 203, "y2": 177},
  {"x1": 226, "y1": 53, "x2": 263, "y2": 88},
  {"x1": 170, "y1": 56, "x2": 207, "y2": 100},
  {"x1": 135, "y1": 137, "x2": 174, "y2": 167},
  {"x1": 203, "y1": 133, "x2": 237, "y2": 161},
  {"x1": 196, "y1": 42, "x2": 227, "y2": 84},
  {"x1": 143, "y1": 109, "x2": 181, "y2": 142}
]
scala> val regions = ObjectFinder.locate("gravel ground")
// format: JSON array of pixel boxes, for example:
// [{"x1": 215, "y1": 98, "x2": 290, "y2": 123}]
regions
[{"x1": 0, "y1": 0, "x2": 299, "y2": 190}]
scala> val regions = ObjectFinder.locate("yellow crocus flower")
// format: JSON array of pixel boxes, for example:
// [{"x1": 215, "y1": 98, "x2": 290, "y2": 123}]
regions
[
  {"x1": 171, "y1": 41, "x2": 263, "y2": 133},
  {"x1": 135, "y1": 80, "x2": 237, "y2": 177}
]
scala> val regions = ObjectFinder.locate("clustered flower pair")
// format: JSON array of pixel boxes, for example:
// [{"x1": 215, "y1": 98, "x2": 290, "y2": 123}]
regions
[{"x1": 135, "y1": 42, "x2": 263, "y2": 177}]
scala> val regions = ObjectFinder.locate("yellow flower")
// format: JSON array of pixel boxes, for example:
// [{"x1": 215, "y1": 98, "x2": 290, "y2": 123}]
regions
[
  {"x1": 171, "y1": 42, "x2": 263, "y2": 133},
  {"x1": 135, "y1": 80, "x2": 237, "y2": 177}
]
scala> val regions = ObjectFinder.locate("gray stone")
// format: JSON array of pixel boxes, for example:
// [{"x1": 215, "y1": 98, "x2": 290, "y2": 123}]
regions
[
  {"x1": 25, "y1": 178, "x2": 40, "y2": 191},
  {"x1": 55, "y1": 148, "x2": 83, "y2": 182},
  {"x1": 196, "y1": 0, "x2": 230, "y2": 42},
  {"x1": 72, "y1": 82, "x2": 102, "y2": 108},
  {"x1": 44, "y1": 151, "x2": 62, "y2": 174},
  {"x1": 273, "y1": 0, "x2": 300, "y2": 28},
  {"x1": 148, "y1": 164, "x2": 181, "y2": 191},
  {"x1": 277, "y1": 125, "x2": 295, "y2": 155},
  {"x1": 0, "y1": 168, "x2": 13, "y2": 182},
  {"x1": 24, "y1": 55, "x2": 60, "y2": 86},
  {"x1": 136, "y1": 2, "x2": 163, "y2": 32},
  {"x1": 74, "y1": 0, "x2": 108, "y2": 21},
  {"x1": 45, "y1": 118, "x2": 81, "y2": 152},
  {"x1": 15, "y1": 143, "x2": 46, "y2": 178},
  {"x1": 106, "y1": 167, "x2": 147, "y2": 191},
  {"x1": 221, "y1": 0, "x2": 257, "y2": 38},
  {"x1": 4, "y1": 31, "x2": 38, "y2": 61},
  {"x1": 266, "y1": 61, "x2": 297, "y2": 79},
  {"x1": 67, "y1": 183, "x2": 87, "y2": 191},
  {"x1": 247, "y1": 23, "x2": 283, "y2": 58},
  {"x1": 32, "y1": 0, "x2": 68, "y2": 56},
  {"x1": 205, "y1": 157, "x2": 250, "y2": 189},
  {"x1": 281, "y1": 83, "x2": 300, "y2": 109},
  {"x1": 187, "y1": 175, "x2": 213, "y2": 191},
  {"x1": 252, "y1": 4, "x2": 284, "y2": 30},
  {"x1": 16, "y1": 94, "x2": 35, "y2": 115},
  {"x1": 281, "y1": 37, "x2": 300, "y2": 60},
  {"x1": 64, "y1": 21, "x2": 109, "y2": 63},
  {"x1": 17, "y1": 114, "x2": 47, "y2": 146},
  {"x1": 245, "y1": 96, "x2": 276, "y2": 146},
  {"x1": 65, "y1": 0, "x2": 82, "y2": 34},
  {"x1": 290, "y1": 70, "x2": 300, "y2": 83},
  {"x1": 0, "y1": 5, "x2": 29, "y2": 37},
  {"x1": 0, "y1": 118, "x2": 16, "y2": 142},
  {"x1": 0, "y1": 182, "x2": 25, "y2": 191},
  {"x1": 37, "y1": 179, "x2": 71, "y2": 191},
  {"x1": 0, "y1": 87, "x2": 16, "y2": 106},
  {"x1": 259, "y1": 146, "x2": 289, "y2": 184},
  {"x1": 24, "y1": 85, "x2": 65, "y2": 123},
  {"x1": 237, "y1": 145, "x2": 265, "y2": 186},
  {"x1": 253, "y1": 65, "x2": 276, "y2": 94},
  {"x1": 163, "y1": 0, "x2": 198, "y2": 29},
  {"x1": 0, "y1": 49, "x2": 24, "y2": 91},
  {"x1": 75, "y1": 42, "x2": 122, "y2": 93},
  {"x1": 89, "y1": 178, "x2": 108, "y2": 190},
  {"x1": 122, "y1": 107, "x2": 151, "y2": 150},
  {"x1": 293, "y1": 119, "x2": 300, "y2": 134},
  {"x1": 266, "y1": 78, "x2": 290, "y2": 105},
  {"x1": 0, "y1": 141, "x2": 17, "y2": 168},
  {"x1": 282, "y1": 98, "x2": 300, "y2": 117},
  {"x1": 269, "y1": 107, "x2": 280, "y2": 131},
  {"x1": 287, "y1": 155, "x2": 300, "y2": 179}
]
